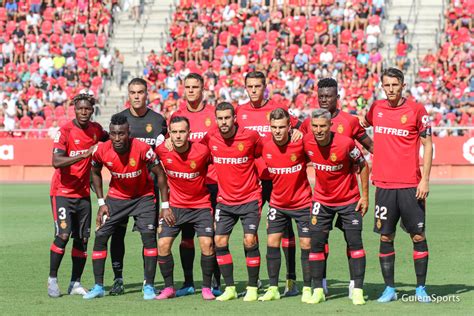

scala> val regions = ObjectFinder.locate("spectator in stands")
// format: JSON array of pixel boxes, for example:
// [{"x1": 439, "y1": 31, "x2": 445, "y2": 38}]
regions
[
  {"x1": 52, "y1": 53, "x2": 66, "y2": 78},
  {"x1": 319, "y1": 46, "x2": 334, "y2": 67},
  {"x1": 366, "y1": 18, "x2": 381, "y2": 50},
  {"x1": 27, "y1": 93, "x2": 43, "y2": 117},
  {"x1": 371, "y1": 0, "x2": 385, "y2": 18},
  {"x1": 232, "y1": 49, "x2": 247, "y2": 68},
  {"x1": 39, "y1": 55, "x2": 54, "y2": 77},
  {"x1": 395, "y1": 37, "x2": 408, "y2": 70},
  {"x1": 2, "y1": 39, "x2": 14, "y2": 64},
  {"x1": 393, "y1": 17, "x2": 408, "y2": 43},
  {"x1": 3, "y1": 101, "x2": 16, "y2": 131},
  {"x1": 47, "y1": 119, "x2": 59, "y2": 139},
  {"x1": 368, "y1": 48, "x2": 382, "y2": 75},
  {"x1": 294, "y1": 48, "x2": 309, "y2": 72},
  {"x1": 99, "y1": 50, "x2": 113, "y2": 77},
  {"x1": 29, "y1": 0, "x2": 42, "y2": 14},
  {"x1": 221, "y1": 48, "x2": 233, "y2": 69},
  {"x1": 113, "y1": 49, "x2": 124, "y2": 88},
  {"x1": 343, "y1": 2, "x2": 357, "y2": 32},
  {"x1": 5, "y1": 0, "x2": 18, "y2": 21},
  {"x1": 49, "y1": 86, "x2": 67, "y2": 107}
]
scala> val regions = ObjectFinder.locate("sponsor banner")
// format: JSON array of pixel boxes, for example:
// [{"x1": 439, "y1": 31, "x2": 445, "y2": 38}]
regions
[{"x1": 0, "y1": 137, "x2": 473, "y2": 166}]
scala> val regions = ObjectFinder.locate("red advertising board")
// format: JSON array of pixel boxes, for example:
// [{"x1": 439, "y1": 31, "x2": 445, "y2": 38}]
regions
[{"x1": 0, "y1": 136, "x2": 473, "y2": 166}]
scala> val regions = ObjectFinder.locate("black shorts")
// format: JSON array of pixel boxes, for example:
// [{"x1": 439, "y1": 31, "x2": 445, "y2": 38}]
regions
[
  {"x1": 267, "y1": 206, "x2": 310, "y2": 238},
  {"x1": 50, "y1": 196, "x2": 91, "y2": 239},
  {"x1": 309, "y1": 201, "x2": 363, "y2": 232},
  {"x1": 215, "y1": 200, "x2": 261, "y2": 235},
  {"x1": 373, "y1": 187, "x2": 426, "y2": 235},
  {"x1": 96, "y1": 195, "x2": 157, "y2": 237},
  {"x1": 158, "y1": 207, "x2": 214, "y2": 238},
  {"x1": 261, "y1": 180, "x2": 273, "y2": 207}
]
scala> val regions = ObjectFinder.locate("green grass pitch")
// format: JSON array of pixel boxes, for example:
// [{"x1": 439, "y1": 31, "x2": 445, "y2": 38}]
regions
[{"x1": 0, "y1": 184, "x2": 473, "y2": 315}]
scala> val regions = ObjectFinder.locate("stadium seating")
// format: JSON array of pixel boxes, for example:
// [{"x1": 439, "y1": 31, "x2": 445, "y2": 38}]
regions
[{"x1": 0, "y1": 0, "x2": 114, "y2": 137}]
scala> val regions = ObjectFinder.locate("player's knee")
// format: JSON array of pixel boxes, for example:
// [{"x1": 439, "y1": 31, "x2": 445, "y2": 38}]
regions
[
  {"x1": 345, "y1": 230, "x2": 363, "y2": 250},
  {"x1": 380, "y1": 234, "x2": 395, "y2": 243},
  {"x1": 58, "y1": 233, "x2": 69, "y2": 242},
  {"x1": 243, "y1": 235, "x2": 257, "y2": 249},
  {"x1": 267, "y1": 234, "x2": 281, "y2": 248},
  {"x1": 214, "y1": 235, "x2": 228, "y2": 248},
  {"x1": 411, "y1": 233, "x2": 425, "y2": 243},
  {"x1": 299, "y1": 237, "x2": 311, "y2": 250},
  {"x1": 199, "y1": 238, "x2": 214, "y2": 256}
]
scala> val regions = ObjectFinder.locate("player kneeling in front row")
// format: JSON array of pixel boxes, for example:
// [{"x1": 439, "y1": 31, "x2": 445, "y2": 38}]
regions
[
  {"x1": 258, "y1": 108, "x2": 313, "y2": 302},
  {"x1": 84, "y1": 114, "x2": 169, "y2": 300},
  {"x1": 154, "y1": 116, "x2": 216, "y2": 300},
  {"x1": 303, "y1": 109, "x2": 369, "y2": 305}
]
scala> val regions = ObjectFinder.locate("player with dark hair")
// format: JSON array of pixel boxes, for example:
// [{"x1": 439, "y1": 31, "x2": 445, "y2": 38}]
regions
[
  {"x1": 84, "y1": 114, "x2": 169, "y2": 300},
  {"x1": 48, "y1": 93, "x2": 108, "y2": 298},
  {"x1": 304, "y1": 108, "x2": 369, "y2": 305},
  {"x1": 258, "y1": 108, "x2": 313, "y2": 302},
  {"x1": 300, "y1": 77, "x2": 373, "y2": 297},
  {"x1": 108, "y1": 78, "x2": 168, "y2": 296},
  {"x1": 362, "y1": 68, "x2": 433, "y2": 303},
  {"x1": 167, "y1": 73, "x2": 221, "y2": 297},
  {"x1": 237, "y1": 71, "x2": 302, "y2": 296},
  {"x1": 155, "y1": 116, "x2": 216, "y2": 300},
  {"x1": 202, "y1": 102, "x2": 263, "y2": 302}
]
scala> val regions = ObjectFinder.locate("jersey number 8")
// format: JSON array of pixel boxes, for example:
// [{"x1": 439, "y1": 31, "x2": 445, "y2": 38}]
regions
[{"x1": 312, "y1": 202, "x2": 321, "y2": 215}]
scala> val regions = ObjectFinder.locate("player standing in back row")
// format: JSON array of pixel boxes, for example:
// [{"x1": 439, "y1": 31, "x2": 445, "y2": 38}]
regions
[
  {"x1": 202, "y1": 102, "x2": 263, "y2": 302},
  {"x1": 237, "y1": 71, "x2": 302, "y2": 296},
  {"x1": 362, "y1": 68, "x2": 433, "y2": 303},
  {"x1": 108, "y1": 78, "x2": 168, "y2": 295},
  {"x1": 48, "y1": 94, "x2": 108, "y2": 298}
]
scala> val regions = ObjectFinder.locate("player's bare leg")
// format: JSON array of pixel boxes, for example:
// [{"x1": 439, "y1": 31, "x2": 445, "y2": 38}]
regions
[
  {"x1": 411, "y1": 233, "x2": 430, "y2": 303},
  {"x1": 308, "y1": 230, "x2": 328, "y2": 304},
  {"x1": 377, "y1": 233, "x2": 397, "y2": 303},
  {"x1": 299, "y1": 237, "x2": 312, "y2": 303},
  {"x1": 156, "y1": 236, "x2": 176, "y2": 300},
  {"x1": 198, "y1": 236, "x2": 216, "y2": 300},
  {"x1": 215, "y1": 234, "x2": 237, "y2": 301},
  {"x1": 259, "y1": 232, "x2": 282, "y2": 301}
]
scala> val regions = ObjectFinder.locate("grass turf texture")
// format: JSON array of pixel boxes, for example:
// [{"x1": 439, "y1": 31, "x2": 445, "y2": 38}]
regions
[{"x1": 0, "y1": 184, "x2": 472, "y2": 315}]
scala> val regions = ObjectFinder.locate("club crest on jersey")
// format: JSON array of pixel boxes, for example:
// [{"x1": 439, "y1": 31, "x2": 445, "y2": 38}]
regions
[
  {"x1": 146, "y1": 124, "x2": 153, "y2": 133},
  {"x1": 401, "y1": 115, "x2": 408, "y2": 124},
  {"x1": 60, "y1": 221, "x2": 67, "y2": 229},
  {"x1": 190, "y1": 160, "x2": 196, "y2": 169},
  {"x1": 330, "y1": 153, "x2": 337, "y2": 162},
  {"x1": 129, "y1": 158, "x2": 136, "y2": 167},
  {"x1": 376, "y1": 219, "x2": 382, "y2": 230},
  {"x1": 290, "y1": 153, "x2": 297, "y2": 162},
  {"x1": 337, "y1": 123, "x2": 344, "y2": 134},
  {"x1": 237, "y1": 142, "x2": 245, "y2": 152},
  {"x1": 205, "y1": 117, "x2": 212, "y2": 127},
  {"x1": 311, "y1": 216, "x2": 317, "y2": 225}
]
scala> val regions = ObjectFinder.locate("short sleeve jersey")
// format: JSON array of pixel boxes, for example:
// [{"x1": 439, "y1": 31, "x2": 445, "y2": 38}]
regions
[
  {"x1": 236, "y1": 99, "x2": 299, "y2": 180},
  {"x1": 156, "y1": 142, "x2": 211, "y2": 209},
  {"x1": 119, "y1": 108, "x2": 167, "y2": 149},
  {"x1": 92, "y1": 138, "x2": 158, "y2": 199},
  {"x1": 304, "y1": 132, "x2": 364, "y2": 206},
  {"x1": 203, "y1": 127, "x2": 262, "y2": 206},
  {"x1": 301, "y1": 110, "x2": 368, "y2": 142},
  {"x1": 171, "y1": 105, "x2": 218, "y2": 184},
  {"x1": 262, "y1": 139, "x2": 312, "y2": 210},
  {"x1": 365, "y1": 98, "x2": 431, "y2": 188},
  {"x1": 50, "y1": 120, "x2": 106, "y2": 197}
]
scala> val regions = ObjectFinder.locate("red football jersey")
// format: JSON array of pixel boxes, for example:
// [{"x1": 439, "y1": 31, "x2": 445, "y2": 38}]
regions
[
  {"x1": 236, "y1": 99, "x2": 299, "y2": 180},
  {"x1": 304, "y1": 132, "x2": 364, "y2": 206},
  {"x1": 366, "y1": 99, "x2": 431, "y2": 189},
  {"x1": 156, "y1": 142, "x2": 211, "y2": 209},
  {"x1": 92, "y1": 138, "x2": 158, "y2": 199},
  {"x1": 262, "y1": 139, "x2": 312, "y2": 210},
  {"x1": 171, "y1": 104, "x2": 217, "y2": 184},
  {"x1": 50, "y1": 120, "x2": 106, "y2": 198},
  {"x1": 301, "y1": 110, "x2": 367, "y2": 141},
  {"x1": 203, "y1": 127, "x2": 262, "y2": 206}
]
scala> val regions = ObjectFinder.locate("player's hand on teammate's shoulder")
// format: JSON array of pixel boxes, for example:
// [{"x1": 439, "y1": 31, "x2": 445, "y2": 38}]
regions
[
  {"x1": 358, "y1": 116, "x2": 369, "y2": 128},
  {"x1": 161, "y1": 207, "x2": 175, "y2": 226},
  {"x1": 164, "y1": 138, "x2": 173, "y2": 151},
  {"x1": 355, "y1": 196, "x2": 368, "y2": 217},
  {"x1": 95, "y1": 204, "x2": 110, "y2": 231},
  {"x1": 290, "y1": 128, "x2": 303, "y2": 142},
  {"x1": 84, "y1": 144, "x2": 98, "y2": 158},
  {"x1": 416, "y1": 179, "x2": 430, "y2": 200}
]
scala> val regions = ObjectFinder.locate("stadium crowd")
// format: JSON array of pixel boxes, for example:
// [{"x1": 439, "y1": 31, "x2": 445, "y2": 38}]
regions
[
  {"x1": 0, "y1": 0, "x2": 472, "y2": 138},
  {"x1": 0, "y1": 0, "x2": 117, "y2": 136}
]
